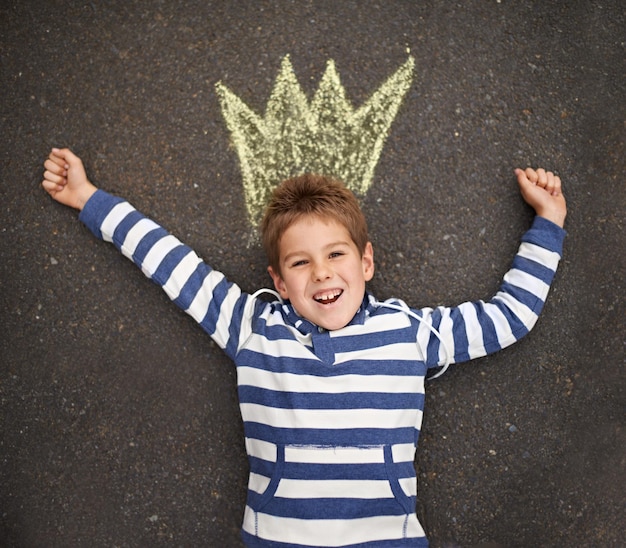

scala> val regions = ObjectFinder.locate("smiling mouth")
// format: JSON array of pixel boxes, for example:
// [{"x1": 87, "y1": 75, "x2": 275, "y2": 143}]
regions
[{"x1": 314, "y1": 289, "x2": 343, "y2": 305}]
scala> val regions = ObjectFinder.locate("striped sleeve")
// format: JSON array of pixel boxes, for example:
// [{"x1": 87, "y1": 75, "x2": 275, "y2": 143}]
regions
[
  {"x1": 421, "y1": 216, "x2": 565, "y2": 368},
  {"x1": 79, "y1": 190, "x2": 251, "y2": 359}
]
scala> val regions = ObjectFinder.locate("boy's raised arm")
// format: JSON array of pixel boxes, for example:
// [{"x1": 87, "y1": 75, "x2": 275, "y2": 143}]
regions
[{"x1": 42, "y1": 148, "x2": 98, "y2": 211}]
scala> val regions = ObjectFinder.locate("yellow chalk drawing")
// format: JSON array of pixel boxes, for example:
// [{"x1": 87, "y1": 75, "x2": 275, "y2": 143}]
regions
[{"x1": 216, "y1": 55, "x2": 415, "y2": 227}]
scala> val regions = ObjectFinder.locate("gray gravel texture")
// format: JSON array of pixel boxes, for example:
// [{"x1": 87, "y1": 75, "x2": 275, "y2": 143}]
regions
[{"x1": 1, "y1": 1, "x2": 624, "y2": 547}]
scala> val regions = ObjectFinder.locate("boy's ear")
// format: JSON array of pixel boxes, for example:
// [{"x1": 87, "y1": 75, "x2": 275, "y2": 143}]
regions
[
  {"x1": 362, "y1": 242, "x2": 375, "y2": 282},
  {"x1": 267, "y1": 266, "x2": 289, "y2": 299}
]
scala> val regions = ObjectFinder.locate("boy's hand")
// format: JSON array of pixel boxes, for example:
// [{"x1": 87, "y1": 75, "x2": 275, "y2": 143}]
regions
[
  {"x1": 42, "y1": 148, "x2": 97, "y2": 211},
  {"x1": 515, "y1": 167, "x2": 567, "y2": 228}
]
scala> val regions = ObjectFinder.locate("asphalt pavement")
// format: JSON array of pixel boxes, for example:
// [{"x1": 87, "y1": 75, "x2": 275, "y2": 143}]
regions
[{"x1": 1, "y1": 1, "x2": 624, "y2": 546}]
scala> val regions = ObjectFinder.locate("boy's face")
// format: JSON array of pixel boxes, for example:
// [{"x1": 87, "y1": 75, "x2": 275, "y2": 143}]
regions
[{"x1": 267, "y1": 215, "x2": 374, "y2": 331}]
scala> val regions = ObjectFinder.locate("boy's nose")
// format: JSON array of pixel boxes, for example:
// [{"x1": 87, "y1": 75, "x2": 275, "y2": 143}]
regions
[{"x1": 312, "y1": 262, "x2": 332, "y2": 281}]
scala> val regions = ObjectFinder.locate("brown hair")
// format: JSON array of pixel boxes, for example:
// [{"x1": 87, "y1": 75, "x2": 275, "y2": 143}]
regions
[{"x1": 261, "y1": 174, "x2": 369, "y2": 273}]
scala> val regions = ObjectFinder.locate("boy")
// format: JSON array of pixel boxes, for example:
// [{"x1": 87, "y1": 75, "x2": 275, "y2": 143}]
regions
[{"x1": 43, "y1": 148, "x2": 566, "y2": 547}]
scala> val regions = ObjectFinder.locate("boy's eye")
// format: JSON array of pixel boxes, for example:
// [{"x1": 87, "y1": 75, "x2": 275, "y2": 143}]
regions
[
  {"x1": 291, "y1": 259, "x2": 308, "y2": 267},
  {"x1": 329, "y1": 251, "x2": 345, "y2": 259}
]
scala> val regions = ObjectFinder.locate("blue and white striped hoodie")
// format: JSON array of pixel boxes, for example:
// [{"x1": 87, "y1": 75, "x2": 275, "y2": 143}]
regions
[{"x1": 80, "y1": 190, "x2": 565, "y2": 547}]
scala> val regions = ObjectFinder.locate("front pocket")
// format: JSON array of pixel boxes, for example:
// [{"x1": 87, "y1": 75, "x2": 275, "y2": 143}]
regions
[
  {"x1": 254, "y1": 444, "x2": 285, "y2": 511},
  {"x1": 251, "y1": 444, "x2": 416, "y2": 517},
  {"x1": 383, "y1": 445, "x2": 416, "y2": 514}
]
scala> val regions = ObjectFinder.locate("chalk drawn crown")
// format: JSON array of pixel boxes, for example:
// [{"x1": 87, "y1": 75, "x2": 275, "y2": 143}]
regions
[{"x1": 216, "y1": 55, "x2": 415, "y2": 226}]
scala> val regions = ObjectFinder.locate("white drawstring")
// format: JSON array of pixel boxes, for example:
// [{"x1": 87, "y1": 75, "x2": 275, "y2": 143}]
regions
[
  {"x1": 373, "y1": 300, "x2": 452, "y2": 379},
  {"x1": 250, "y1": 288, "x2": 283, "y2": 302},
  {"x1": 244, "y1": 288, "x2": 284, "y2": 323}
]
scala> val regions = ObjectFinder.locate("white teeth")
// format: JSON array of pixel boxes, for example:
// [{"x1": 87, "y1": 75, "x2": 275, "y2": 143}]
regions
[{"x1": 314, "y1": 289, "x2": 342, "y2": 303}]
